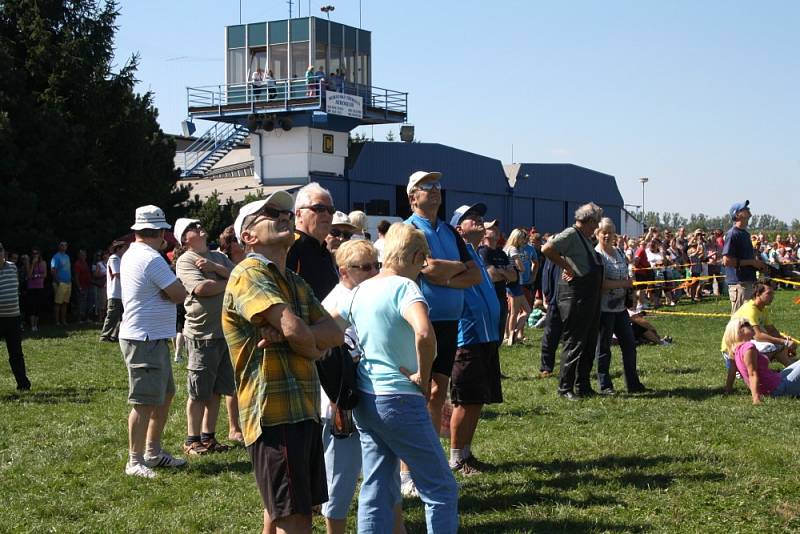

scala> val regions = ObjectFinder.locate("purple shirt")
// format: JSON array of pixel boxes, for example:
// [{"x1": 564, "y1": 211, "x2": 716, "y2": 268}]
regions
[{"x1": 734, "y1": 341, "x2": 781, "y2": 395}]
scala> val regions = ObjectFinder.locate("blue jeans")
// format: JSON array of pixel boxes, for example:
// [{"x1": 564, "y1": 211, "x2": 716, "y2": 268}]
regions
[
  {"x1": 321, "y1": 417, "x2": 362, "y2": 520},
  {"x1": 354, "y1": 393, "x2": 458, "y2": 534},
  {"x1": 595, "y1": 310, "x2": 643, "y2": 391},
  {"x1": 772, "y1": 360, "x2": 800, "y2": 397}
]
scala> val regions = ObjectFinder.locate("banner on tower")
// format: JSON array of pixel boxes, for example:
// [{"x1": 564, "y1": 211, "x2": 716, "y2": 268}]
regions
[{"x1": 326, "y1": 92, "x2": 363, "y2": 119}]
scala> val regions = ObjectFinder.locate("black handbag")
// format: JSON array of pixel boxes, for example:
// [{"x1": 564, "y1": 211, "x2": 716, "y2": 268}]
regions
[{"x1": 316, "y1": 334, "x2": 360, "y2": 411}]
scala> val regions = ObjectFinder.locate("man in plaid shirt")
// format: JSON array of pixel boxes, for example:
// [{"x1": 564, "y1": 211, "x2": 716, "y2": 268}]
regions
[{"x1": 223, "y1": 191, "x2": 343, "y2": 533}]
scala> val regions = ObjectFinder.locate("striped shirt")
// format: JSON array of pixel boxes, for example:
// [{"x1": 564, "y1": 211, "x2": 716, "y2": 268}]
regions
[
  {"x1": 0, "y1": 261, "x2": 20, "y2": 317},
  {"x1": 119, "y1": 242, "x2": 178, "y2": 341},
  {"x1": 222, "y1": 253, "x2": 326, "y2": 447}
]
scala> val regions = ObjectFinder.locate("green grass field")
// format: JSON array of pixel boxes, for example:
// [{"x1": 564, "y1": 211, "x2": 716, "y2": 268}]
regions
[{"x1": 2, "y1": 291, "x2": 800, "y2": 533}]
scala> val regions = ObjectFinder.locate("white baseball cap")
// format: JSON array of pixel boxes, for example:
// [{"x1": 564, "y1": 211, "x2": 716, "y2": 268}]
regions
[
  {"x1": 449, "y1": 203, "x2": 487, "y2": 228},
  {"x1": 331, "y1": 211, "x2": 358, "y2": 231},
  {"x1": 406, "y1": 171, "x2": 442, "y2": 195},
  {"x1": 131, "y1": 205, "x2": 171, "y2": 231},
  {"x1": 233, "y1": 190, "x2": 295, "y2": 244},
  {"x1": 173, "y1": 218, "x2": 201, "y2": 245}
]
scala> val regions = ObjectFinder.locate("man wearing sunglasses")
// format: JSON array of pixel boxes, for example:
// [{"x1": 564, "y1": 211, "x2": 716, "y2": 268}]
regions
[
  {"x1": 224, "y1": 191, "x2": 344, "y2": 534},
  {"x1": 326, "y1": 211, "x2": 359, "y2": 254},
  {"x1": 173, "y1": 217, "x2": 236, "y2": 456},
  {"x1": 401, "y1": 171, "x2": 483, "y2": 495},
  {"x1": 448, "y1": 205, "x2": 503, "y2": 476},
  {"x1": 287, "y1": 182, "x2": 340, "y2": 302}
]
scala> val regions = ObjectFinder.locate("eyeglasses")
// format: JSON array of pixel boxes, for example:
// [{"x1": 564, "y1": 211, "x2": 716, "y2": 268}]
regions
[
  {"x1": 740, "y1": 322, "x2": 751, "y2": 329},
  {"x1": 329, "y1": 228, "x2": 352, "y2": 239},
  {"x1": 299, "y1": 204, "x2": 336, "y2": 215},
  {"x1": 348, "y1": 262, "x2": 381, "y2": 272},
  {"x1": 415, "y1": 182, "x2": 441, "y2": 192}
]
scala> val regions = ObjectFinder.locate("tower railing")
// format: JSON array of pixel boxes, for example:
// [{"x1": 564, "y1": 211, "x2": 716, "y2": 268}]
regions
[{"x1": 187, "y1": 76, "x2": 407, "y2": 118}]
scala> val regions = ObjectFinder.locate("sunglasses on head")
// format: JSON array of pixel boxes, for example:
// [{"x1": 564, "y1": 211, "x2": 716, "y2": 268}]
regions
[
  {"x1": 186, "y1": 222, "x2": 202, "y2": 232},
  {"x1": 329, "y1": 228, "x2": 352, "y2": 239},
  {"x1": 415, "y1": 182, "x2": 441, "y2": 192},
  {"x1": 300, "y1": 204, "x2": 336, "y2": 215},
  {"x1": 348, "y1": 262, "x2": 381, "y2": 272}
]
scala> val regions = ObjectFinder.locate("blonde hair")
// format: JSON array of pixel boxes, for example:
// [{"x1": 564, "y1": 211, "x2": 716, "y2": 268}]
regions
[
  {"x1": 335, "y1": 239, "x2": 377, "y2": 267},
  {"x1": 382, "y1": 223, "x2": 430, "y2": 269},
  {"x1": 505, "y1": 228, "x2": 527, "y2": 249},
  {"x1": 722, "y1": 316, "x2": 749, "y2": 355},
  {"x1": 348, "y1": 210, "x2": 367, "y2": 233}
]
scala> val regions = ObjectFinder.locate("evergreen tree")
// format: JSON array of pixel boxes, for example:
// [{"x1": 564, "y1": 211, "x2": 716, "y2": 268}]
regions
[{"x1": 0, "y1": 0, "x2": 187, "y2": 254}]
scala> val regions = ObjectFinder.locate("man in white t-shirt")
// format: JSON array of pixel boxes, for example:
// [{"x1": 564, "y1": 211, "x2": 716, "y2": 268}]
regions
[
  {"x1": 99, "y1": 240, "x2": 128, "y2": 342},
  {"x1": 373, "y1": 220, "x2": 391, "y2": 262},
  {"x1": 119, "y1": 205, "x2": 188, "y2": 478}
]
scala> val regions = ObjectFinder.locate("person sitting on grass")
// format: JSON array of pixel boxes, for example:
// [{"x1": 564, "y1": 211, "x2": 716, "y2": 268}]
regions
[
  {"x1": 722, "y1": 316, "x2": 800, "y2": 404},
  {"x1": 627, "y1": 307, "x2": 673, "y2": 346},
  {"x1": 721, "y1": 282, "x2": 797, "y2": 393}
]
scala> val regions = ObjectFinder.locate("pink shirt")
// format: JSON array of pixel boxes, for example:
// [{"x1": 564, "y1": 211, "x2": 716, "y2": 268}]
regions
[
  {"x1": 734, "y1": 341, "x2": 781, "y2": 396},
  {"x1": 27, "y1": 261, "x2": 46, "y2": 289}
]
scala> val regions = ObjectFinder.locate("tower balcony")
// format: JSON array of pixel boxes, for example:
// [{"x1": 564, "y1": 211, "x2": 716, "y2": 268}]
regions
[{"x1": 187, "y1": 78, "x2": 407, "y2": 126}]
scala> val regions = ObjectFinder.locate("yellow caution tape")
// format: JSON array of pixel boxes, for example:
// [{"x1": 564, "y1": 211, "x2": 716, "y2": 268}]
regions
[
  {"x1": 769, "y1": 277, "x2": 800, "y2": 287},
  {"x1": 632, "y1": 275, "x2": 723, "y2": 287},
  {"x1": 647, "y1": 309, "x2": 730, "y2": 318}
]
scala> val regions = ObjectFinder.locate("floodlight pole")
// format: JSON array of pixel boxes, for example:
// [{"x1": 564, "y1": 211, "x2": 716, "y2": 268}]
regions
[{"x1": 639, "y1": 177, "x2": 649, "y2": 225}]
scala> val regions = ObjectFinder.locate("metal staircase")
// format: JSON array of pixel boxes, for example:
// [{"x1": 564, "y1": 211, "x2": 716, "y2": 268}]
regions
[{"x1": 180, "y1": 123, "x2": 249, "y2": 178}]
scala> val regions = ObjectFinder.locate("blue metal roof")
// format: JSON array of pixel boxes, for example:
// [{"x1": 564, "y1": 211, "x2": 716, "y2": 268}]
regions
[
  {"x1": 346, "y1": 142, "x2": 510, "y2": 195},
  {"x1": 512, "y1": 163, "x2": 623, "y2": 206}
]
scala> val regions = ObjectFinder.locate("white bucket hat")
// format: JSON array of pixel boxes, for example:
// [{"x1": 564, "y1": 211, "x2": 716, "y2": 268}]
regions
[
  {"x1": 131, "y1": 205, "x2": 171, "y2": 230},
  {"x1": 173, "y1": 218, "x2": 201, "y2": 244}
]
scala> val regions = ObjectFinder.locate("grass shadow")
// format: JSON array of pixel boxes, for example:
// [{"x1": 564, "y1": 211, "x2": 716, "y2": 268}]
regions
[
  {"x1": 460, "y1": 517, "x2": 648, "y2": 533},
  {"x1": 0, "y1": 385, "x2": 126, "y2": 404},
  {"x1": 635, "y1": 386, "x2": 724, "y2": 401},
  {"x1": 192, "y1": 459, "x2": 253, "y2": 476}
]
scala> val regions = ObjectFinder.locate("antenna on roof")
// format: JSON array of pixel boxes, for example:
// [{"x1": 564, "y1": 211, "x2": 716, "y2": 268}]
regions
[{"x1": 287, "y1": 0, "x2": 294, "y2": 18}]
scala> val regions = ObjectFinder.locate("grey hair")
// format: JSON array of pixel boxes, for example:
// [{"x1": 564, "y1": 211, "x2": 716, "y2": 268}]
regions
[
  {"x1": 294, "y1": 182, "x2": 333, "y2": 211},
  {"x1": 597, "y1": 216, "x2": 616, "y2": 233},
  {"x1": 574, "y1": 202, "x2": 603, "y2": 223}
]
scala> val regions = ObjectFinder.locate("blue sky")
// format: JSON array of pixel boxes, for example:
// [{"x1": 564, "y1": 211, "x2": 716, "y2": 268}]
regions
[{"x1": 114, "y1": 1, "x2": 799, "y2": 222}]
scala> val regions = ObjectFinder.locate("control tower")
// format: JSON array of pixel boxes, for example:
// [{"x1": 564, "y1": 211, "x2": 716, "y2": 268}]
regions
[{"x1": 181, "y1": 16, "x2": 407, "y2": 187}]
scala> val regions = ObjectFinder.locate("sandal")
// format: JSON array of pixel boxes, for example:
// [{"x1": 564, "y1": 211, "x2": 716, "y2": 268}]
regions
[{"x1": 201, "y1": 437, "x2": 231, "y2": 453}]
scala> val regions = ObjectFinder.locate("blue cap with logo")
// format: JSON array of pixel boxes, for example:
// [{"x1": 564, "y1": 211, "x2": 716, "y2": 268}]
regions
[{"x1": 729, "y1": 200, "x2": 750, "y2": 221}]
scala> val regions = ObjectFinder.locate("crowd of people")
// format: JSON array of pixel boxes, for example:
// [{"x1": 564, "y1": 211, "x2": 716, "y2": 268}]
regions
[{"x1": 2, "y1": 177, "x2": 799, "y2": 532}]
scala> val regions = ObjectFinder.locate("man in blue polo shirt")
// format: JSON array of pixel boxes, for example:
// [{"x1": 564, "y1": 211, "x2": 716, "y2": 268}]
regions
[
  {"x1": 448, "y1": 204, "x2": 502, "y2": 476},
  {"x1": 722, "y1": 200, "x2": 766, "y2": 313},
  {"x1": 401, "y1": 171, "x2": 482, "y2": 495}
]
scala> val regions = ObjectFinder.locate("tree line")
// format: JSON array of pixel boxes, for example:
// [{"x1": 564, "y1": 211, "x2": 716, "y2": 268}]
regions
[{"x1": 636, "y1": 211, "x2": 800, "y2": 234}]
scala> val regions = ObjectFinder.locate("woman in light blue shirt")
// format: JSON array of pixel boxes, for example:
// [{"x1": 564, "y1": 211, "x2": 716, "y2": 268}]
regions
[{"x1": 337, "y1": 223, "x2": 458, "y2": 534}]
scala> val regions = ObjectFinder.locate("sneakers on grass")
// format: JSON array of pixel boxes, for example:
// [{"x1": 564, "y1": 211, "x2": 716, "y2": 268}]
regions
[
  {"x1": 144, "y1": 449, "x2": 187, "y2": 468},
  {"x1": 400, "y1": 478, "x2": 419, "y2": 498},
  {"x1": 125, "y1": 462, "x2": 157, "y2": 478}
]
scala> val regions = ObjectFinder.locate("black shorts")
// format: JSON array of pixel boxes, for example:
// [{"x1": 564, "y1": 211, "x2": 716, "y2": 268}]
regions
[
  {"x1": 450, "y1": 342, "x2": 503, "y2": 405},
  {"x1": 431, "y1": 320, "x2": 459, "y2": 377},
  {"x1": 247, "y1": 420, "x2": 327, "y2": 520}
]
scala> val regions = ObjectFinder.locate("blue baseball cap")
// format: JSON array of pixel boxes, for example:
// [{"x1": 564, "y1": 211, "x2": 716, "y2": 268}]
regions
[
  {"x1": 450, "y1": 203, "x2": 487, "y2": 227},
  {"x1": 729, "y1": 200, "x2": 750, "y2": 220}
]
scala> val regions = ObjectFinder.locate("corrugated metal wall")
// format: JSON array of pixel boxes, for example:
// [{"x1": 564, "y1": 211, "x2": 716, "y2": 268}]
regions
[{"x1": 326, "y1": 143, "x2": 624, "y2": 235}]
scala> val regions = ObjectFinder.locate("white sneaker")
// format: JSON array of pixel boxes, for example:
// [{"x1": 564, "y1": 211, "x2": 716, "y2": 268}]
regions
[
  {"x1": 125, "y1": 462, "x2": 156, "y2": 478},
  {"x1": 400, "y1": 479, "x2": 419, "y2": 498},
  {"x1": 144, "y1": 450, "x2": 187, "y2": 469},
  {"x1": 173, "y1": 355, "x2": 183, "y2": 363}
]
